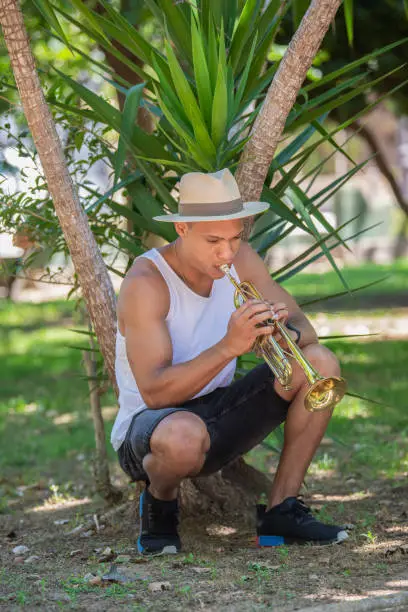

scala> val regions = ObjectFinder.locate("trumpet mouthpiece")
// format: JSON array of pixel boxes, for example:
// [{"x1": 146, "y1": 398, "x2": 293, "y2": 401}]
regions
[{"x1": 219, "y1": 264, "x2": 230, "y2": 274}]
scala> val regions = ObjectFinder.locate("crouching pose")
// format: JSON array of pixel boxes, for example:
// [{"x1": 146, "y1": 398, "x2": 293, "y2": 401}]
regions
[{"x1": 111, "y1": 168, "x2": 348, "y2": 555}]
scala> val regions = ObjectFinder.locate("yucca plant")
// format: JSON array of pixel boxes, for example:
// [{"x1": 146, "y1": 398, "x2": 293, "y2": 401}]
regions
[{"x1": 24, "y1": 0, "x2": 405, "y2": 291}]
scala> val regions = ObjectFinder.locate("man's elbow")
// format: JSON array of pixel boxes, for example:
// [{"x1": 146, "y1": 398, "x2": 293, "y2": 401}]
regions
[{"x1": 140, "y1": 386, "x2": 167, "y2": 410}]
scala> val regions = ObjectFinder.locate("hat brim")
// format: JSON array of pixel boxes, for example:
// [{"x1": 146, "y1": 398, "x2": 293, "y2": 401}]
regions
[{"x1": 153, "y1": 201, "x2": 270, "y2": 223}]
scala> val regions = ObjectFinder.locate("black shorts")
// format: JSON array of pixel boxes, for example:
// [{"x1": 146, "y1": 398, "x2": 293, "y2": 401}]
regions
[{"x1": 117, "y1": 363, "x2": 290, "y2": 482}]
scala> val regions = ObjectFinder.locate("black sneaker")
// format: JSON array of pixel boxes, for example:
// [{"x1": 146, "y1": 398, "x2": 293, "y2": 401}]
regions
[
  {"x1": 137, "y1": 488, "x2": 181, "y2": 555},
  {"x1": 256, "y1": 497, "x2": 348, "y2": 546}
]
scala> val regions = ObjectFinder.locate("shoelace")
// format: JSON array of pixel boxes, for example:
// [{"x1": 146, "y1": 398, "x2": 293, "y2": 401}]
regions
[{"x1": 287, "y1": 498, "x2": 316, "y2": 525}]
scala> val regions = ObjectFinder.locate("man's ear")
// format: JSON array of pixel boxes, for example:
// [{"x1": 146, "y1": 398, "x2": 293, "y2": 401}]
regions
[{"x1": 174, "y1": 222, "x2": 190, "y2": 237}]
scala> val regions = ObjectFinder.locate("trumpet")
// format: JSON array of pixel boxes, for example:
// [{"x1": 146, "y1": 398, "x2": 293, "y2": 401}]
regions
[{"x1": 220, "y1": 265, "x2": 347, "y2": 413}]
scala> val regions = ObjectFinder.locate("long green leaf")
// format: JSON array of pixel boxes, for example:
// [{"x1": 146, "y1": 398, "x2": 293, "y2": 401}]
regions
[
  {"x1": 228, "y1": 0, "x2": 260, "y2": 72},
  {"x1": 153, "y1": 87, "x2": 213, "y2": 170},
  {"x1": 191, "y1": 14, "x2": 213, "y2": 128},
  {"x1": 207, "y1": 16, "x2": 219, "y2": 94},
  {"x1": 290, "y1": 65, "x2": 406, "y2": 131},
  {"x1": 85, "y1": 171, "x2": 142, "y2": 214},
  {"x1": 52, "y1": 5, "x2": 151, "y2": 83},
  {"x1": 299, "y1": 277, "x2": 388, "y2": 308},
  {"x1": 284, "y1": 185, "x2": 350, "y2": 291},
  {"x1": 211, "y1": 24, "x2": 228, "y2": 148},
  {"x1": 164, "y1": 39, "x2": 216, "y2": 159},
  {"x1": 304, "y1": 38, "x2": 408, "y2": 93},
  {"x1": 233, "y1": 32, "x2": 258, "y2": 117},
  {"x1": 69, "y1": 0, "x2": 110, "y2": 44},
  {"x1": 33, "y1": 0, "x2": 71, "y2": 48},
  {"x1": 344, "y1": 0, "x2": 354, "y2": 47},
  {"x1": 145, "y1": 0, "x2": 192, "y2": 65},
  {"x1": 114, "y1": 83, "x2": 145, "y2": 186}
]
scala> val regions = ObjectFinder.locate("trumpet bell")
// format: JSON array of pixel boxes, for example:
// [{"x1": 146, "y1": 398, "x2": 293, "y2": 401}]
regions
[{"x1": 304, "y1": 376, "x2": 347, "y2": 412}]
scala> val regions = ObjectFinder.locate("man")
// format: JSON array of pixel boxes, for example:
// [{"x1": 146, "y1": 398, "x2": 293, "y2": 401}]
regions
[{"x1": 111, "y1": 168, "x2": 348, "y2": 555}]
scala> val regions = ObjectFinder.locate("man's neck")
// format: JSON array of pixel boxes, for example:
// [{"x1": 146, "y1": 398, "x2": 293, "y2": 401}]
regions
[{"x1": 161, "y1": 242, "x2": 213, "y2": 298}]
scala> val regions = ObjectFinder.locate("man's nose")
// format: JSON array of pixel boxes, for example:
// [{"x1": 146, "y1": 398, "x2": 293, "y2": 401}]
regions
[{"x1": 218, "y1": 241, "x2": 235, "y2": 262}]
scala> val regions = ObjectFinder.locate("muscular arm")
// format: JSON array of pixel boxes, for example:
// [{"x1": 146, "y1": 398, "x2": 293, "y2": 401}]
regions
[
  {"x1": 234, "y1": 243, "x2": 318, "y2": 348},
  {"x1": 117, "y1": 267, "x2": 235, "y2": 409}
]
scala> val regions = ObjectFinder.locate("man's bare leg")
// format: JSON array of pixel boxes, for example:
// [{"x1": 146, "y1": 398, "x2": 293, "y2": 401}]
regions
[
  {"x1": 268, "y1": 343, "x2": 340, "y2": 509},
  {"x1": 142, "y1": 411, "x2": 210, "y2": 501}
]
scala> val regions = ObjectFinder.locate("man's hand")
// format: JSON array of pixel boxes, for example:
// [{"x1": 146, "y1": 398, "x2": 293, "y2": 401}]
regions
[{"x1": 222, "y1": 299, "x2": 276, "y2": 358}]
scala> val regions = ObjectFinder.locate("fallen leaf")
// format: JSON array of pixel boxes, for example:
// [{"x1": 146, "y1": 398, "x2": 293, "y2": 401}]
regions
[
  {"x1": 192, "y1": 567, "x2": 211, "y2": 574},
  {"x1": 115, "y1": 554, "x2": 131, "y2": 564},
  {"x1": 98, "y1": 547, "x2": 115, "y2": 563},
  {"x1": 148, "y1": 581, "x2": 172, "y2": 592},
  {"x1": 24, "y1": 555, "x2": 40, "y2": 564},
  {"x1": 65, "y1": 525, "x2": 83, "y2": 535}
]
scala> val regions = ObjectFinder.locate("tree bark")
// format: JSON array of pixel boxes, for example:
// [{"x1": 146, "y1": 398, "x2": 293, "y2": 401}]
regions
[
  {"x1": 0, "y1": 0, "x2": 118, "y2": 392},
  {"x1": 236, "y1": 0, "x2": 343, "y2": 206}
]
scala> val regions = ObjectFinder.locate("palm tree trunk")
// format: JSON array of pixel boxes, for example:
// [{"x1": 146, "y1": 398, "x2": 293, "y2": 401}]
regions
[
  {"x1": 0, "y1": 0, "x2": 118, "y2": 392},
  {"x1": 236, "y1": 0, "x2": 343, "y2": 206}
]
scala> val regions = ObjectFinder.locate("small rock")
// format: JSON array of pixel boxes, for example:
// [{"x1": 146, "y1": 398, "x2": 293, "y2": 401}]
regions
[
  {"x1": 80, "y1": 530, "x2": 94, "y2": 538},
  {"x1": 24, "y1": 555, "x2": 40, "y2": 564},
  {"x1": 54, "y1": 519, "x2": 69, "y2": 525},
  {"x1": 12, "y1": 545, "x2": 29, "y2": 555},
  {"x1": 89, "y1": 576, "x2": 102, "y2": 586},
  {"x1": 192, "y1": 567, "x2": 211, "y2": 574},
  {"x1": 102, "y1": 565, "x2": 131, "y2": 584},
  {"x1": 115, "y1": 554, "x2": 131, "y2": 564},
  {"x1": 148, "y1": 581, "x2": 172, "y2": 592},
  {"x1": 49, "y1": 591, "x2": 71, "y2": 603},
  {"x1": 83, "y1": 573, "x2": 96, "y2": 582},
  {"x1": 309, "y1": 574, "x2": 319, "y2": 580},
  {"x1": 14, "y1": 556, "x2": 25, "y2": 564},
  {"x1": 69, "y1": 549, "x2": 82, "y2": 557}
]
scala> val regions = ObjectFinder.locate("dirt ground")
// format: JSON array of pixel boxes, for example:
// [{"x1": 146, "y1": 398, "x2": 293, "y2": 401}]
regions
[{"x1": 1, "y1": 457, "x2": 408, "y2": 612}]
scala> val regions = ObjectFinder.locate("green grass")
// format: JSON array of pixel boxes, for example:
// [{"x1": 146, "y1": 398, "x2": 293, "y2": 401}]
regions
[
  {"x1": 250, "y1": 334, "x2": 408, "y2": 482},
  {"x1": 0, "y1": 299, "x2": 116, "y2": 485},
  {"x1": 279, "y1": 259, "x2": 408, "y2": 301},
  {"x1": 0, "y1": 296, "x2": 407, "y2": 493}
]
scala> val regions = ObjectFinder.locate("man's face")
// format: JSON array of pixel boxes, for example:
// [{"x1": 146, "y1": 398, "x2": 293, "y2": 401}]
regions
[{"x1": 175, "y1": 218, "x2": 245, "y2": 278}]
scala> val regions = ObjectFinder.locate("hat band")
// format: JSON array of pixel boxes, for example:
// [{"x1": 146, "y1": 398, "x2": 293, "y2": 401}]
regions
[{"x1": 179, "y1": 198, "x2": 243, "y2": 217}]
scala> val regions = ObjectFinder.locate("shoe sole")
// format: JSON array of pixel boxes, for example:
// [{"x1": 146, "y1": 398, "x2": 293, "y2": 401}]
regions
[
  {"x1": 137, "y1": 491, "x2": 180, "y2": 556},
  {"x1": 257, "y1": 530, "x2": 348, "y2": 547}
]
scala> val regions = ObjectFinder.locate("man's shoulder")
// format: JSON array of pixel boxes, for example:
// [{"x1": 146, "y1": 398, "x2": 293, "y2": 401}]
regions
[{"x1": 118, "y1": 256, "x2": 170, "y2": 321}]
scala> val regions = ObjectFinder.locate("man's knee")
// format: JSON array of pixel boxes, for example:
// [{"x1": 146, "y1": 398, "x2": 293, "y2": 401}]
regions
[
  {"x1": 149, "y1": 412, "x2": 210, "y2": 474},
  {"x1": 302, "y1": 343, "x2": 341, "y2": 378}
]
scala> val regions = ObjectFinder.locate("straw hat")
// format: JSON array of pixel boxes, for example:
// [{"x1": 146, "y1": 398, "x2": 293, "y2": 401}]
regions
[{"x1": 153, "y1": 168, "x2": 269, "y2": 222}]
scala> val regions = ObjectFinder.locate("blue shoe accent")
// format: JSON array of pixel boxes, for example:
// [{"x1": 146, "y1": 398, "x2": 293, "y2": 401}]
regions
[
  {"x1": 137, "y1": 491, "x2": 145, "y2": 553},
  {"x1": 257, "y1": 535, "x2": 285, "y2": 547}
]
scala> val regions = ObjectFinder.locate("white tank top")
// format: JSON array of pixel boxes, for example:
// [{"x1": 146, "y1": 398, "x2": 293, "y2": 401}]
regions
[{"x1": 110, "y1": 248, "x2": 239, "y2": 451}]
